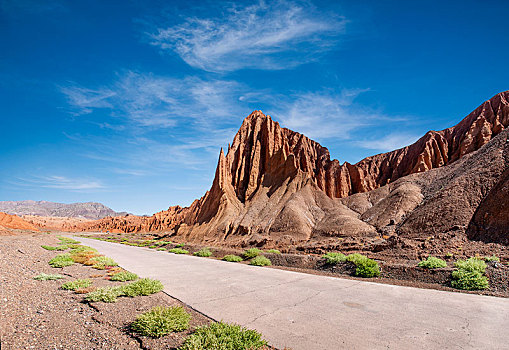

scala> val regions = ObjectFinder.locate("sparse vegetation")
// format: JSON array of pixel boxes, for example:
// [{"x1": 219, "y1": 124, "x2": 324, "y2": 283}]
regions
[
  {"x1": 179, "y1": 322, "x2": 267, "y2": 350},
  {"x1": 110, "y1": 271, "x2": 138, "y2": 282},
  {"x1": 418, "y1": 256, "x2": 447, "y2": 269},
  {"x1": 249, "y1": 256, "x2": 271, "y2": 267},
  {"x1": 345, "y1": 254, "x2": 380, "y2": 278},
  {"x1": 156, "y1": 248, "x2": 166, "y2": 251},
  {"x1": 169, "y1": 248, "x2": 189, "y2": 254},
  {"x1": 193, "y1": 248, "x2": 213, "y2": 257},
  {"x1": 243, "y1": 248, "x2": 262, "y2": 260},
  {"x1": 89, "y1": 256, "x2": 118, "y2": 270},
  {"x1": 483, "y1": 255, "x2": 500, "y2": 262},
  {"x1": 265, "y1": 249, "x2": 281, "y2": 254},
  {"x1": 176, "y1": 243, "x2": 185, "y2": 248},
  {"x1": 61, "y1": 279, "x2": 92, "y2": 291},
  {"x1": 33, "y1": 273, "x2": 64, "y2": 280},
  {"x1": 322, "y1": 252, "x2": 346, "y2": 265},
  {"x1": 131, "y1": 306, "x2": 191, "y2": 337},
  {"x1": 451, "y1": 257, "x2": 489, "y2": 290},
  {"x1": 41, "y1": 245, "x2": 68, "y2": 251},
  {"x1": 223, "y1": 255, "x2": 243, "y2": 262},
  {"x1": 57, "y1": 236, "x2": 80, "y2": 245},
  {"x1": 121, "y1": 278, "x2": 164, "y2": 297},
  {"x1": 48, "y1": 253, "x2": 75, "y2": 268},
  {"x1": 85, "y1": 286, "x2": 125, "y2": 303}
]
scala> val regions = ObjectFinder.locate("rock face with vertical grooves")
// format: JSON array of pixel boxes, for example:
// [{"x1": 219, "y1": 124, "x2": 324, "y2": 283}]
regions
[{"x1": 83, "y1": 91, "x2": 509, "y2": 248}]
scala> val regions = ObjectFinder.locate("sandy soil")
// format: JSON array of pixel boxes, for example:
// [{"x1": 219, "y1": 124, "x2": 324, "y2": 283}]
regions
[{"x1": 0, "y1": 234, "x2": 212, "y2": 350}]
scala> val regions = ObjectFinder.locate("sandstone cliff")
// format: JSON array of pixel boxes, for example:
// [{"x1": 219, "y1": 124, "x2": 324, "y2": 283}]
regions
[{"x1": 0, "y1": 212, "x2": 39, "y2": 233}]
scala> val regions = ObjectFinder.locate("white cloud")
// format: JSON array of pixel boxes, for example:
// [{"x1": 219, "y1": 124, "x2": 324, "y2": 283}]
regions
[
  {"x1": 149, "y1": 0, "x2": 345, "y2": 72},
  {"x1": 356, "y1": 133, "x2": 421, "y2": 152},
  {"x1": 16, "y1": 175, "x2": 104, "y2": 191}
]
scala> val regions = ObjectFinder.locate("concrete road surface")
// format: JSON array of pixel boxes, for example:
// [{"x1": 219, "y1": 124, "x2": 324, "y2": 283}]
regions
[{"x1": 75, "y1": 236, "x2": 509, "y2": 350}]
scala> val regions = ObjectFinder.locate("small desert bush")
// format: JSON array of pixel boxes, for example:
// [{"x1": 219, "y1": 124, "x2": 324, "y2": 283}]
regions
[
  {"x1": 418, "y1": 256, "x2": 447, "y2": 269},
  {"x1": 110, "y1": 271, "x2": 138, "y2": 282},
  {"x1": 156, "y1": 247, "x2": 166, "y2": 251},
  {"x1": 33, "y1": 273, "x2": 64, "y2": 280},
  {"x1": 70, "y1": 250, "x2": 101, "y2": 264},
  {"x1": 169, "y1": 248, "x2": 189, "y2": 254},
  {"x1": 57, "y1": 236, "x2": 80, "y2": 245},
  {"x1": 346, "y1": 254, "x2": 380, "y2": 278},
  {"x1": 49, "y1": 253, "x2": 75, "y2": 268},
  {"x1": 323, "y1": 252, "x2": 346, "y2": 265},
  {"x1": 265, "y1": 249, "x2": 281, "y2": 254},
  {"x1": 176, "y1": 243, "x2": 185, "y2": 248},
  {"x1": 75, "y1": 286, "x2": 97, "y2": 294},
  {"x1": 85, "y1": 286, "x2": 125, "y2": 303},
  {"x1": 131, "y1": 306, "x2": 190, "y2": 337},
  {"x1": 179, "y1": 322, "x2": 267, "y2": 350},
  {"x1": 243, "y1": 248, "x2": 262, "y2": 260},
  {"x1": 41, "y1": 245, "x2": 68, "y2": 251},
  {"x1": 61, "y1": 279, "x2": 92, "y2": 291},
  {"x1": 249, "y1": 256, "x2": 271, "y2": 267},
  {"x1": 483, "y1": 255, "x2": 500, "y2": 262},
  {"x1": 223, "y1": 255, "x2": 243, "y2": 262},
  {"x1": 89, "y1": 256, "x2": 118, "y2": 269},
  {"x1": 148, "y1": 245, "x2": 157, "y2": 249},
  {"x1": 451, "y1": 257, "x2": 489, "y2": 290},
  {"x1": 69, "y1": 245, "x2": 97, "y2": 254},
  {"x1": 122, "y1": 278, "x2": 164, "y2": 297},
  {"x1": 194, "y1": 248, "x2": 213, "y2": 257}
]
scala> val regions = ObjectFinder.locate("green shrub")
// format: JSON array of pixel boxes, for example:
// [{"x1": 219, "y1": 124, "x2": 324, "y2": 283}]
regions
[
  {"x1": 57, "y1": 236, "x2": 80, "y2": 245},
  {"x1": 418, "y1": 256, "x2": 447, "y2": 269},
  {"x1": 194, "y1": 248, "x2": 213, "y2": 257},
  {"x1": 483, "y1": 255, "x2": 500, "y2": 262},
  {"x1": 223, "y1": 255, "x2": 243, "y2": 262},
  {"x1": 61, "y1": 279, "x2": 92, "y2": 291},
  {"x1": 249, "y1": 256, "x2": 271, "y2": 267},
  {"x1": 322, "y1": 252, "x2": 346, "y2": 265},
  {"x1": 176, "y1": 243, "x2": 185, "y2": 248},
  {"x1": 451, "y1": 257, "x2": 489, "y2": 290},
  {"x1": 179, "y1": 322, "x2": 267, "y2": 350},
  {"x1": 89, "y1": 256, "x2": 118, "y2": 269},
  {"x1": 41, "y1": 245, "x2": 68, "y2": 251},
  {"x1": 454, "y1": 258, "x2": 487, "y2": 273},
  {"x1": 122, "y1": 278, "x2": 164, "y2": 297},
  {"x1": 110, "y1": 271, "x2": 138, "y2": 282},
  {"x1": 132, "y1": 306, "x2": 190, "y2": 337},
  {"x1": 85, "y1": 286, "x2": 124, "y2": 303},
  {"x1": 33, "y1": 273, "x2": 64, "y2": 280},
  {"x1": 169, "y1": 248, "x2": 189, "y2": 254},
  {"x1": 243, "y1": 248, "x2": 262, "y2": 260},
  {"x1": 451, "y1": 270, "x2": 489, "y2": 290},
  {"x1": 69, "y1": 245, "x2": 97, "y2": 254},
  {"x1": 346, "y1": 254, "x2": 380, "y2": 278},
  {"x1": 265, "y1": 249, "x2": 281, "y2": 254},
  {"x1": 148, "y1": 245, "x2": 157, "y2": 249},
  {"x1": 156, "y1": 247, "x2": 166, "y2": 251},
  {"x1": 49, "y1": 253, "x2": 75, "y2": 268}
]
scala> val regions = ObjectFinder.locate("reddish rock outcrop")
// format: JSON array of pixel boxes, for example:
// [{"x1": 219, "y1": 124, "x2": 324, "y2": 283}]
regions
[
  {"x1": 0, "y1": 212, "x2": 39, "y2": 233},
  {"x1": 83, "y1": 91, "x2": 509, "y2": 247}
]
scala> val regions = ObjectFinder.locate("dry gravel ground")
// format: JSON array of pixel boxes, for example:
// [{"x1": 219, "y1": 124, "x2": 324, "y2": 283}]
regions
[{"x1": 0, "y1": 233, "x2": 212, "y2": 350}]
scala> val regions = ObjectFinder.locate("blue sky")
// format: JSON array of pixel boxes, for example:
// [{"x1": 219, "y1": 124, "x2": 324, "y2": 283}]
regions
[{"x1": 1, "y1": 0, "x2": 508, "y2": 215}]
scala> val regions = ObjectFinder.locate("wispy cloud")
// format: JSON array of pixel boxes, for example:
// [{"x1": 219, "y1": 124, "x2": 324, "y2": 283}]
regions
[
  {"x1": 148, "y1": 0, "x2": 346, "y2": 72},
  {"x1": 355, "y1": 133, "x2": 421, "y2": 152},
  {"x1": 15, "y1": 175, "x2": 104, "y2": 191}
]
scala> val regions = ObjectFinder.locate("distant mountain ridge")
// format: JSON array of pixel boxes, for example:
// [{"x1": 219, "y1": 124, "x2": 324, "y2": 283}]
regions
[{"x1": 0, "y1": 200, "x2": 128, "y2": 220}]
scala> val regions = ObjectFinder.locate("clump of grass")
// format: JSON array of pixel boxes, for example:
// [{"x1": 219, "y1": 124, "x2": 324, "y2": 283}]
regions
[
  {"x1": 122, "y1": 278, "x2": 164, "y2": 297},
  {"x1": 41, "y1": 245, "x2": 68, "y2": 251},
  {"x1": 131, "y1": 306, "x2": 190, "y2": 338},
  {"x1": 70, "y1": 250, "x2": 101, "y2": 264},
  {"x1": 249, "y1": 256, "x2": 271, "y2": 267},
  {"x1": 345, "y1": 253, "x2": 380, "y2": 278},
  {"x1": 322, "y1": 252, "x2": 346, "y2": 265},
  {"x1": 69, "y1": 245, "x2": 98, "y2": 254},
  {"x1": 85, "y1": 286, "x2": 125, "y2": 303},
  {"x1": 265, "y1": 249, "x2": 281, "y2": 254},
  {"x1": 57, "y1": 236, "x2": 80, "y2": 245},
  {"x1": 110, "y1": 271, "x2": 138, "y2": 282},
  {"x1": 451, "y1": 257, "x2": 489, "y2": 290},
  {"x1": 89, "y1": 256, "x2": 118, "y2": 270},
  {"x1": 179, "y1": 322, "x2": 267, "y2": 350},
  {"x1": 243, "y1": 248, "x2": 262, "y2": 260},
  {"x1": 175, "y1": 243, "x2": 185, "y2": 248},
  {"x1": 194, "y1": 248, "x2": 213, "y2": 257},
  {"x1": 148, "y1": 245, "x2": 157, "y2": 249},
  {"x1": 61, "y1": 279, "x2": 92, "y2": 291},
  {"x1": 483, "y1": 255, "x2": 500, "y2": 262},
  {"x1": 75, "y1": 286, "x2": 97, "y2": 294},
  {"x1": 223, "y1": 255, "x2": 243, "y2": 262},
  {"x1": 49, "y1": 253, "x2": 75, "y2": 268},
  {"x1": 156, "y1": 248, "x2": 166, "y2": 251},
  {"x1": 33, "y1": 273, "x2": 64, "y2": 280},
  {"x1": 417, "y1": 256, "x2": 447, "y2": 269},
  {"x1": 169, "y1": 248, "x2": 189, "y2": 254}
]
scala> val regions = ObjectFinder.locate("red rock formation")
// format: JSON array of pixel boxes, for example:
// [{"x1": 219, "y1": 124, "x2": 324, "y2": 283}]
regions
[
  {"x1": 0, "y1": 212, "x2": 39, "y2": 231},
  {"x1": 83, "y1": 91, "x2": 509, "y2": 242}
]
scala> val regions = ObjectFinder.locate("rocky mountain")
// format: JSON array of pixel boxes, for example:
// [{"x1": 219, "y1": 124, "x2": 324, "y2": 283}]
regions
[
  {"x1": 0, "y1": 212, "x2": 39, "y2": 233},
  {"x1": 0, "y1": 201, "x2": 128, "y2": 220},
  {"x1": 83, "y1": 91, "x2": 509, "y2": 251}
]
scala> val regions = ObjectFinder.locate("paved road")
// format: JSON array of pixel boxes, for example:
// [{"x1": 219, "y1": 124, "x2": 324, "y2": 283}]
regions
[{"x1": 75, "y1": 236, "x2": 509, "y2": 350}]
